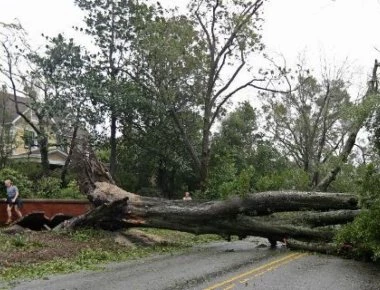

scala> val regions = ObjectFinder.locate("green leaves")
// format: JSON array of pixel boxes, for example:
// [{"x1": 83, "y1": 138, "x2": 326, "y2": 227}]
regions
[
  {"x1": 336, "y1": 199, "x2": 380, "y2": 261},
  {"x1": 262, "y1": 70, "x2": 354, "y2": 188}
]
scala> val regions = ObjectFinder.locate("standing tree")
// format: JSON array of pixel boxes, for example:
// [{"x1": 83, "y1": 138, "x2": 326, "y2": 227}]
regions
[
  {"x1": 31, "y1": 34, "x2": 99, "y2": 186},
  {"x1": 74, "y1": 0, "x2": 146, "y2": 177},
  {"x1": 0, "y1": 22, "x2": 59, "y2": 175},
  {"x1": 0, "y1": 85, "x2": 16, "y2": 168},
  {"x1": 262, "y1": 70, "x2": 352, "y2": 189},
  {"x1": 130, "y1": 0, "x2": 266, "y2": 190},
  {"x1": 316, "y1": 60, "x2": 380, "y2": 191},
  {"x1": 211, "y1": 101, "x2": 261, "y2": 172},
  {"x1": 262, "y1": 61, "x2": 380, "y2": 191}
]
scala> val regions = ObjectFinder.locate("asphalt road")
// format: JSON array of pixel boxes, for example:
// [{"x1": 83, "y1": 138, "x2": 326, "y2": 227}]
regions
[{"x1": 8, "y1": 239, "x2": 380, "y2": 290}]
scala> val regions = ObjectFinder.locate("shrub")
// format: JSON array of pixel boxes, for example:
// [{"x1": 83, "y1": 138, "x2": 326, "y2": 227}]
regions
[
  {"x1": 335, "y1": 199, "x2": 380, "y2": 261},
  {"x1": 34, "y1": 177, "x2": 62, "y2": 198},
  {"x1": 0, "y1": 167, "x2": 33, "y2": 197},
  {"x1": 357, "y1": 164, "x2": 380, "y2": 208},
  {"x1": 217, "y1": 167, "x2": 255, "y2": 198},
  {"x1": 59, "y1": 180, "x2": 83, "y2": 199},
  {"x1": 255, "y1": 168, "x2": 309, "y2": 192},
  {"x1": 335, "y1": 163, "x2": 380, "y2": 261},
  {"x1": 9, "y1": 161, "x2": 44, "y2": 181}
]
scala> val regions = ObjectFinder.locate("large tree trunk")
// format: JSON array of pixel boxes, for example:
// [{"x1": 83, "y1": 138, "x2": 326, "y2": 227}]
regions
[
  {"x1": 286, "y1": 239, "x2": 338, "y2": 254},
  {"x1": 64, "y1": 151, "x2": 359, "y2": 251},
  {"x1": 62, "y1": 180, "x2": 358, "y2": 244}
]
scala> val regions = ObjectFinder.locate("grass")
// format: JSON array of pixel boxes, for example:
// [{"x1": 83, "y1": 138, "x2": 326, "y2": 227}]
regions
[
  {"x1": 0, "y1": 228, "x2": 221, "y2": 284},
  {"x1": 0, "y1": 232, "x2": 43, "y2": 251}
]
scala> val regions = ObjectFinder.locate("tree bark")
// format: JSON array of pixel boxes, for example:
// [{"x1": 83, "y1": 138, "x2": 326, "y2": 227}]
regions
[
  {"x1": 109, "y1": 112, "x2": 117, "y2": 177},
  {"x1": 261, "y1": 210, "x2": 360, "y2": 228},
  {"x1": 286, "y1": 239, "x2": 338, "y2": 255},
  {"x1": 39, "y1": 134, "x2": 50, "y2": 176},
  {"x1": 63, "y1": 153, "x2": 360, "y2": 249},
  {"x1": 62, "y1": 180, "x2": 358, "y2": 244},
  {"x1": 61, "y1": 125, "x2": 78, "y2": 188}
]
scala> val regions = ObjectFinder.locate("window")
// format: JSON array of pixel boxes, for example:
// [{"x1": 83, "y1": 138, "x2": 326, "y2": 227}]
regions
[{"x1": 24, "y1": 130, "x2": 37, "y2": 148}]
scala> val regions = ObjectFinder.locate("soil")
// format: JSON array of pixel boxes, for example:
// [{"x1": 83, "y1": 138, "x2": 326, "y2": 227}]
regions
[
  {"x1": 0, "y1": 226, "x2": 173, "y2": 268},
  {"x1": 0, "y1": 230, "x2": 97, "y2": 267}
]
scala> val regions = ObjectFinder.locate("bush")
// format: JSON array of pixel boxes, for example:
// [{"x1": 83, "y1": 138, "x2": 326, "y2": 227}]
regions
[
  {"x1": 217, "y1": 167, "x2": 255, "y2": 199},
  {"x1": 204, "y1": 154, "x2": 238, "y2": 200},
  {"x1": 357, "y1": 164, "x2": 380, "y2": 208},
  {"x1": 0, "y1": 165, "x2": 83, "y2": 199},
  {"x1": 9, "y1": 162, "x2": 44, "y2": 181},
  {"x1": 335, "y1": 199, "x2": 380, "y2": 261},
  {"x1": 255, "y1": 168, "x2": 309, "y2": 192},
  {"x1": 0, "y1": 167, "x2": 33, "y2": 197},
  {"x1": 34, "y1": 177, "x2": 62, "y2": 198},
  {"x1": 335, "y1": 163, "x2": 380, "y2": 261},
  {"x1": 59, "y1": 180, "x2": 83, "y2": 199}
]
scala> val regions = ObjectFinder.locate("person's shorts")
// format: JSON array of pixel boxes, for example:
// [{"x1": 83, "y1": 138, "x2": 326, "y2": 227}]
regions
[{"x1": 6, "y1": 197, "x2": 22, "y2": 207}]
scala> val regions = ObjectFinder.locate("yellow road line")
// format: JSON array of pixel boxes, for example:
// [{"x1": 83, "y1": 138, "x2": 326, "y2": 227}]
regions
[
  {"x1": 250, "y1": 253, "x2": 308, "y2": 280},
  {"x1": 222, "y1": 285, "x2": 235, "y2": 290},
  {"x1": 204, "y1": 252, "x2": 307, "y2": 290}
]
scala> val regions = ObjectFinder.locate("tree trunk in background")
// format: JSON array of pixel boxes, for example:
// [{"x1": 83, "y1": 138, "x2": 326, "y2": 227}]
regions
[
  {"x1": 316, "y1": 60, "x2": 380, "y2": 191},
  {"x1": 39, "y1": 135, "x2": 50, "y2": 176},
  {"x1": 109, "y1": 112, "x2": 117, "y2": 177},
  {"x1": 199, "y1": 107, "x2": 211, "y2": 191},
  {"x1": 316, "y1": 131, "x2": 358, "y2": 191},
  {"x1": 61, "y1": 126, "x2": 78, "y2": 187}
]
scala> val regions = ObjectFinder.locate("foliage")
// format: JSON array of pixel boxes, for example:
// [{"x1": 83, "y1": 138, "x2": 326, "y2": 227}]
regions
[
  {"x1": 31, "y1": 177, "x2": 82, "y2": 199},
  {"x1": 9, "y1": 162, "x2": 44, "y2": 181},
  {"x1": 58, "y1": 180, "x2": 83, "y2": 199},
  {"x1": 113, "y1": 103, "x2": 201, "y2": 197},
  {"x1": 127, "y1": 0, "x2": 266, "y2": 190},
  {"x1": 206, "y1": 157, "x2": 255, "y2": 199},
  {"x1": 33, "y1": 177, "x2": 62, "y2": 198},
  {"x1": 326, "y1": 163, "x2": 363, "y2": 194},
  {"x1": 0, "y1": 165, "x2": 82, "y2": 199},
  {"x1": 0, "y1": 88, "x2": 16, "y2": 168},
  {"x1": 255, "y1": 167, "x2": 309, "y2": 192},
  {"x1": 335, "y1": 199, "x2": 380, "y2": 261},
  {"x1": 335, "y1": 163, "x2": 380, "y2": 261},
  {"x1": 206, "y1": 102, "x2": 306, "y2": 198},
  {"x1": 204, "y1": 153, "x2": 237, "y2": 199},
  {"x1": 0, "y1": 233, "x2": 42, "y2": 253},
  {"x1": 2, "y1": 2, "x2": 377, "y2": 196},
  {"x1": 211, "y1": 102, "x2": 261, "y2": 172},
  {"x1": 73, "y1": 0, "x2": 153, "y2": 176},
  {"x1": 261, "y1": 71, "x2": 354, "y2": 190},
  {"x1": 356, "y1": 163, "x2": 380, "y2": 208},
  {"x1": 11, "y1": 234, "x2": 28, "y2": 248},
  {"x1": 0, "y1": 167, "x2": 32, "y2": 197},
  {"x1": 217, "y1": 167, "x2": 255, "y2": 198},
  {"x1": 0, "y1": 22, "x2": 66, "y2": 176}
]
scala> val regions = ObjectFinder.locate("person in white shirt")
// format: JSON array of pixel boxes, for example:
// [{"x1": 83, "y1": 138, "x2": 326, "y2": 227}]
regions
[
  {"x1": 183, "y1": 191, "x2": 192, "y2": 201},
  {"x1": 4, "y1": 179, "x2": 23, "y2": 224}
]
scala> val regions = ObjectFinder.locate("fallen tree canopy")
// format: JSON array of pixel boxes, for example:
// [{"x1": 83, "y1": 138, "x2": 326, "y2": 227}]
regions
[{"x1": 55, "y1": 152, "x2": 360, "y2": 254}]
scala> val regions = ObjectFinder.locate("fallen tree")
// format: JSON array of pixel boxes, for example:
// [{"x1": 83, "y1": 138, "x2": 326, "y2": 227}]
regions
[
  {"x1": 60, "y1": 183, "x2": 358, "y2": 240},
  {"x1": 55, "y1": 150, "x2": 360, "y2": 253}
]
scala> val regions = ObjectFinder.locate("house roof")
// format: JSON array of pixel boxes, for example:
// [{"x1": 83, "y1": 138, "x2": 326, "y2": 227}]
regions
[
  {"x1": 0, "y1": 92, "x2": 29, "y2": 123},
  {"x1": 10, "y1": 148, "x2": 69, "y2": 166}
]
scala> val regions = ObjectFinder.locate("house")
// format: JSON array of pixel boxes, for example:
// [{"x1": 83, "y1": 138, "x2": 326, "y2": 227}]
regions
[{"x1": 0, "y1": 91, "x2": 68, "y2": 166}]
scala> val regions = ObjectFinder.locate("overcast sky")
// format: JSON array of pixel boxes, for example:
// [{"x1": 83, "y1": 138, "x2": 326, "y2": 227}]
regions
[{"x1": 1, "y1": 0, "x2": 380, "y2": 96}]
